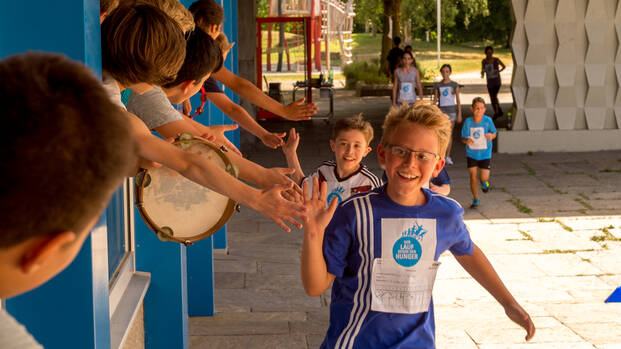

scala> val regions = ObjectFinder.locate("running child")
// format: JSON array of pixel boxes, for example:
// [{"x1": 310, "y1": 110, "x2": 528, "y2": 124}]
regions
[
  {"x1": 433, "y1": 63, "x2": 462, "y2": 165},
  {"x1": 461, "y1": 97, "x2": 497, "y2": 208},
  {"x1": 301, "y1": 103, "x2": 534, "y2": 348},
  {"x1": 282, "y1": 115, "x2": 382, "y2": 204},
  {"x1": 392, "y1": 51, "x2": 423, "y2": 107}
]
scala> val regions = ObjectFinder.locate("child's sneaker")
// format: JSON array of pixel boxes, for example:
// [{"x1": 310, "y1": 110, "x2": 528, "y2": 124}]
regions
[
  {"x1": 446, "y1": 156, "x2": 453, "y2": 165},
  {"x1": 470, "y1": 199, "x2": 480, "y2": 208},
  {"x1": 481, "y1": 181, "x2": 490, "y2": 193}
]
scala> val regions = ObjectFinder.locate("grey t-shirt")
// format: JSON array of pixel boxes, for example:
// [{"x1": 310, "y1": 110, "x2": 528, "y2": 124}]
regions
[
  {"x1": 126, "y1": 86, "x2": 183, "y2": 130},
  {"x1": 101, "y1": 73, "x2": 127, "y2": 111},
  {"x1": 0, "y1": 309, "x2": 43, "y2": 349},
  {"x1": 433, "y1": 80, "x2": 459, "y2": 114}
]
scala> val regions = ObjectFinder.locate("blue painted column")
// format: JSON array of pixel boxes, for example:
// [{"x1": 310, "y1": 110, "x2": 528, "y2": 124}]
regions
[
  {"x1": 135, "y1": 207, "x2": 189, "y2": 348},
  {"x1": 1, "y1": 1, "x2": 111, "y2": 348},
  {"x1": 180, "y1": 0, "x2": 237, "y2": 318}
]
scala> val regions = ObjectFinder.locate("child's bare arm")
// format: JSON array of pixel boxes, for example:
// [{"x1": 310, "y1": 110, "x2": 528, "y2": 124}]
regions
[
  {"x1": 282, "y1": 128, "x2": 305, "y2": 184},
  {"x1": 301, "y1": 178, "x2": 338, "y2": 296},
  {"x1": 392, "y1": 73, "x2": 399, "y2": 106},
  {"x1": 429, "y1": 183, "x2": 450, "y2": 196},
  {"x1": 485, "y1": 132, "x2": 497, "y2": 141},
  {"x1": 454, "y1": 244, "x2": 535, "y2": 341},
  {"x1": 128, "y1": 111, "x2": 306, "y2": 231},
  {"x1": 462, "y1": 137, "x2": 473, "y2": 145},
  {"x1": 211, "y1": 67, "x2": 317, "y2": 121},
  {"x1": 206, "y1": 92, "x2": 285, "y2": 149},
  {"x1": 455, "y1": 86, "x2": 462, "y2": 123}
]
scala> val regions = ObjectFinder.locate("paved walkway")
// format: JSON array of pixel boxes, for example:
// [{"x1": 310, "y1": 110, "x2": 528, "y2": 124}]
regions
[{"x1": 189, "y1": 93, "x2": 621, "y2": 348}]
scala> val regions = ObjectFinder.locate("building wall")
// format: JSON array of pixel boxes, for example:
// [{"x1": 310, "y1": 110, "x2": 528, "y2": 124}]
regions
[{"x1": 505, "y1": 0, "x2": 621, "y2": 152}]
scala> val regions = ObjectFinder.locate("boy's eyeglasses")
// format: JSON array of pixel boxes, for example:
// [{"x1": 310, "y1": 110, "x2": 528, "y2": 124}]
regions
[
  {"x1": 385, "y1": 144, "x2": 439, "y2": 164},
  {"x1": 190, "y1": 86, "x2": 207, "y2": 119}
]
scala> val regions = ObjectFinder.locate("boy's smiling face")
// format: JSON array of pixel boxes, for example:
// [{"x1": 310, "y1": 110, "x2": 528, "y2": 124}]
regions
[
  {"x1": 471, "y1": 101, "x2": 486, "y2": 121},
  {"x1": 329, "y1": 129, "x2": 371, "y2": 178},
  {"x1": 378, "y1": 121, "x2": 445, "y2": 206}
]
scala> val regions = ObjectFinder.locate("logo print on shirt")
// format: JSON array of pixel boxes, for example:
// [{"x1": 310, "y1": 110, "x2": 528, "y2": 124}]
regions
[
  {"x1": 473, "y1": 130, "x2": 481, "y2": 139},
  {"x1": 442, "y1": 88, "x2": 449, "y2": 96},
  {"x1": 327, "y1": 186, "x2": 345, "y2": 204},
  {"x1": 392, "y1": 223, "x2": 427, "y2": 267},
  {"x1": 402, "y1": 85, "x2": 410, "y2": 92}
]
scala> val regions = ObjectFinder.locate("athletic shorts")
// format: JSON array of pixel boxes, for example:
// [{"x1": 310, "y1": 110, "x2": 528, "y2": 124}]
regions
[
  {"x1": 467, "y1": 157, "x2": 491, "y2": 169},
  {"x1": 445, "y1": 112, "x2": 457, "y2": 122}
]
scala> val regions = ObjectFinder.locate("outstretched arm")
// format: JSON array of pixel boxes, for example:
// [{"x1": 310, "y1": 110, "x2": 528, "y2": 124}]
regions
[
  {"x1": 301, "y1": 178, "x2": 338, "y2": 296},
  {"x1": 392, "y1": 72, "x2": 399, "y2": 106},
  {"x1": 282, "y1": 128, "x2": 305, "y2": 185},
  {"x1": 416, "y1": 70, "x2": 424, "y2": 101},
  {"x1": 206, "y1": 92, "x2": 285, "y2": 149},
  {"x1": 454, "y1": 245, "x2": 535, "y2": 341},
  {"x1": 129, "y1": 111, "x2": 305, "y2": 231},
  {"x1": 212, "y1": 66, "x2": 317, "y2": 121},
  {"x1": 455, "y1": 86, "x2": 462, "y2": 123}
]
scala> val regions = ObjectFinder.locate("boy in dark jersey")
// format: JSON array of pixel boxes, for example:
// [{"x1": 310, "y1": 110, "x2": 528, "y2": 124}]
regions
[{"x1": 301, "y1": 104, "x2": 534, "y2": 348}]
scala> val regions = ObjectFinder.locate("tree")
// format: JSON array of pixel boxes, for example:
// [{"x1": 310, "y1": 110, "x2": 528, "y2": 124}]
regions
[
  {"x1": 353, "y1": 0, "x2": 382, "y2": 34},
  {"x1": 380, "y1": 0, "x2": 402, "y2": 76}
]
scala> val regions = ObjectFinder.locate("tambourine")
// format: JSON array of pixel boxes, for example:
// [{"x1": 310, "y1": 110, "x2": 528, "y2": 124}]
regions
[{"x1": 135, "y1": 133, "x2": 238, "y2": 245}]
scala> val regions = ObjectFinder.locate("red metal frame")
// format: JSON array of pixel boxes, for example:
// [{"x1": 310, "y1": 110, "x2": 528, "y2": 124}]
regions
[{"x1": 256, "y1": 16, "x2": 314, "y2": 119}]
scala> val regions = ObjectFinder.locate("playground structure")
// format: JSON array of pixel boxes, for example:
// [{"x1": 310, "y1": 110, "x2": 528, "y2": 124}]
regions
[{"x1": 256, "y1": 0, "x2": 354, "y2": 119}]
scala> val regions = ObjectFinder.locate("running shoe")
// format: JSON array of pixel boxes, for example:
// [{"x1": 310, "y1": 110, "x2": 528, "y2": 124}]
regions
[
  {"x1": 481, "y1": 181, "x2": 490, "y2": 193},
  {"x1": 470, "y1": 199, "x2": 480, "y2": 208}
]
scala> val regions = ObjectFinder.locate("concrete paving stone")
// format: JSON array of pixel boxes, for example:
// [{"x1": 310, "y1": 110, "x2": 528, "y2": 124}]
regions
[
  {"x1": 213, "y1": 258, "x2": 258, "y2": 273},
  {"x1": 568, "y1": 288, "x2": 618, "y2": 303},
  {"x1": 479, "y1": 343, "x2": 596, "y2": 349},
  {"x1": 520, "y1": 197, "x2": 587, "y2": 213},
  {"x1": 528, "y1": 276, "x2": 613, "y2": 303},
  {"x1": 307, "y1": 334, "x2": 325, "y2": 348},
  {"x1": 484, "y1": 254, "x2": 548, "y2": 279},
  {"x1": 245, "y1": 272, "x2": 304, "y2": 291},
  {"x1": 543, "y1": 303, "x2": 621, "y2": 325},
  {"x1": 259, "y1": 261, "x2": 301, "y2": 275},
  {"x1": 529, "y1": 254, "x2": 603, "y2": 277},
  {"x1": 433, "y1": 278, "x2": 495, "y2": 304},
  {"x1": 573, "y1": 250, "x2": 621, "y2": 275},
  {"x1": 501, "y1": 278, "x2": 574, "y2": 303},
  {"x1": 596, "y1": 345, "x2": 621, "y2": 349},
  {"x1": 214, "y1": 272, "x2": 244, "y2": 289},
  {"x1": 290, "y1": 310, "x2": 329, "y2": 335},
  {"x1": 435, "y1": 330, "x2": 478, "y2": 349},
  {"x1": 468, "y1": 324, "x2": 585, "y2": 345},
  {"x1": 556, "y1": 216, "x2": 621, "y2": 231},
  {"x1": 226, "y1": 243, "x2": 302, "y2": 264},
  {"x1": 473, "y1": 199, "x2": 533, "y2": 219},
  {"x1": 492, "y1": 174, "x2": 548, "y2": 188},
  {"x1": 526, "y1": 228, "x2": 602, "y2": 251},
  {"x1": 189, "y1": 311, "x2": 305, "y2": 335},
  {"x1": 598, "y1": 274, "x2": 621, "y2": 287},
  {"x1": 552, "y1": 174, "x2": 601, "y2": 188},
  {"x1": 189, "y1": 334, "x2": 308, "y2": 349},
  {"x1": 214, "y1": 288, "x2": 322, "y2": 313}
]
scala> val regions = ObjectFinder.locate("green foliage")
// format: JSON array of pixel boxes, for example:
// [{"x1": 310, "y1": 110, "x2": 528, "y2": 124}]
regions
[
  {"x1": 342, "y1": 59, "x2": 390, "y2": 89},
  {"x1": 354, "y1": 0, "x2": 383, "y2": 32}
]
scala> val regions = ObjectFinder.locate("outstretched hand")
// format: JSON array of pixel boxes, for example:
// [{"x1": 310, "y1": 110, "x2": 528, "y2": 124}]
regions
[
  {"x1": 201, "y1": 123, "x2": 241, "y2": 155},
  {"x1": 303, "y1": 177, "x2": 338, "y2": 235},
  {"x1": 505, "y1": 303, "x2": 535, "y2": 341},
  {"x1": 282, "y1": 128, "x2": 300, "y2": 155},
  {"x1": 260, "y1": 131, "x2": 286, "y2": 149},
  {"x1": 253, "y1": 182, "x2": 307, "y2": 232},
  {"x1": 282, "y1": 98, "x2": 318, "y2": 121}
]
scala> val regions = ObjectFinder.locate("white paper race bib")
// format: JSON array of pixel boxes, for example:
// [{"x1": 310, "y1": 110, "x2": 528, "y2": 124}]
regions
[
  {"x1": 438, "y1": 86, "x2": 455, "y2": 107},
  {"x1": 399, "y1": 82, "x2": 415, "y2": 102},
  {"x1": 469, "y1": 126, "x2": 487, "y2": 150},
  {"x1": 371, "y1": 259, "x2": 440, "y2": 314},
  {"x1": 371, "y1": 218, "x2": 438, "y2": 314}
]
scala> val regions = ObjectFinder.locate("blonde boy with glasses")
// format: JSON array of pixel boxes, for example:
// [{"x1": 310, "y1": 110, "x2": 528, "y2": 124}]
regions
[{"x1": 300, "y1": 103, "x2": 534, "y2": 348}]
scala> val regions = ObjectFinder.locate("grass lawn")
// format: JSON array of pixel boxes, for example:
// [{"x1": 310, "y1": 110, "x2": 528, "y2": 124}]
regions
[{"x1": 350, "y1": 33, "x2": 512, "y2": 76}]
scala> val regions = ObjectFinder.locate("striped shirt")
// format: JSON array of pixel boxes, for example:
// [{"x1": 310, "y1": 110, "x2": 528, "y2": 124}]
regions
[
  {"x1": 321, "y1": 186, "x2": 474, "y2": 348},
  {"x1": 304, "y1": 161, "x2": 382, "y2": 205}
]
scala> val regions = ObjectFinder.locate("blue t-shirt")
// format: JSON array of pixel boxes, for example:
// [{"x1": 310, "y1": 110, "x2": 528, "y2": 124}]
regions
[
  {"x1": 431, "y1": 168, "x2": 450, "y2": 187},
  {"x1": 461, "y1": 115, "x2": 497, "y2": 160},
  {"x1": 321, "y1": 186, "x2": 474, "y2": 349}
]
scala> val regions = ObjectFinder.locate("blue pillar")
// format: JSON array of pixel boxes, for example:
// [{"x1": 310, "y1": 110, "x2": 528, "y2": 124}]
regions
[
  {"x1": 187, "y1": 238, "x2": 215, "y2": 316},
  {"x1": 1, "y1": 1, "x2": 111, "y2": 348},
  {"x1": 135, "y1": 207, "x2": 189, "y2": 349}
]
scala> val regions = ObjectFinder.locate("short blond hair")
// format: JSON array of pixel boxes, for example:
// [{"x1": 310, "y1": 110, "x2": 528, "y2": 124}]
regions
[
  {"x1": 381, "y1": 103, "x2": 452, "y2": 157},
  {"x1": 215, "y1": 33, "x2": 235, "y2": 55},
  {"x1": 138, "y1": 0, "x2": 195, "y2": 33},
  {"x1": 331, "y1": 114, "x2": 374, "y2": 145}
]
